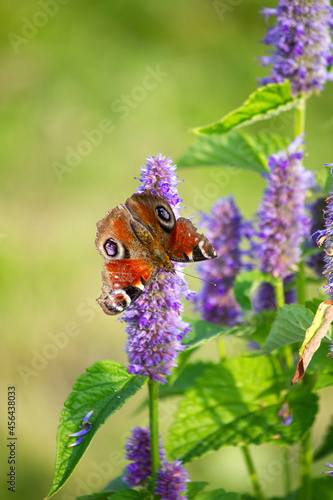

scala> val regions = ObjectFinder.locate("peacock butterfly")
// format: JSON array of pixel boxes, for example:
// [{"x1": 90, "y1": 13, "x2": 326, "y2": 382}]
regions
[{"x1": 95, "y1": 190, "x2": 217, "y2": 315}]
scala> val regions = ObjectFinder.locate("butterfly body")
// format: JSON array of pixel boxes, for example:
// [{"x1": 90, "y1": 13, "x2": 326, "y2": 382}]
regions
[{"x1": 96, "y1": 190, "x2": 217, "y2": 315}]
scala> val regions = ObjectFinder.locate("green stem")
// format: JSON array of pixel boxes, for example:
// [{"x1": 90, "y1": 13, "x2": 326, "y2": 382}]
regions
[
  {"x1": 295, "y1": 97, "x2": 307, "y2": 306},
  {"x1": 299, "y1": 432, "x2": 312, "y2": 500},
  {"x1": 283, "y1": 447, "x2": 291, "y2": 495},
  {"x1": 298, "y1": 374, "x2": 315, "y2": 500},
  {"x1": 241, "y1": 447, "x2": 266, "y2": 500},
  {"x1": 274, "y1": 278, "x2": 285, "y2": 309},
  {"x1": 297, "y1": 260, "x2": 306, "y2": 306},
  {"x1": 274, "y1": 278, "x2": 293, "y2": 496},
  {"x1": 217, "y1": 337, "x2": 226, "y2": 360},
  {"x1": 295, "y1": 98, "x2": 306, "y2": 137},
  {"x1": 274, "y1": 279, "x2": 293, "y2": 370},
  {"x1": 295, "y1": 96, "x2": 313, "y2": 500},
  {"x1": 148, "y1": 379, "x2": 160, "y2": 485}
]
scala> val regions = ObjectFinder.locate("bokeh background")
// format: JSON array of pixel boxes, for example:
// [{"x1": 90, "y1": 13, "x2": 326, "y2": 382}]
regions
[{"x1": 1, "y1": 1, "x2": 333, "y2": 499}]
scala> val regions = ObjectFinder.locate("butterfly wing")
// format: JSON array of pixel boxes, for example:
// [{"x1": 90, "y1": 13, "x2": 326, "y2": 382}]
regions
[
  {"x1": 125, "y1": 191, "x2": 216, "y2": 263},
  {"x1": 95, "y1": 204, "x2": 155, "y2": 315},
  {"x1": 98, "y1": 259, "x2": 155, "y2": 315},
  {"x1": 167, "y1": 218, "x2": 217, "y2": 263},
  {"x1": 125, "y1": 191, "x2": 176, "y2": 245}
]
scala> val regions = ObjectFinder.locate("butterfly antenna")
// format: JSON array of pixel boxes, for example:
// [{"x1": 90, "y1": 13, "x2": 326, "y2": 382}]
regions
[{"x1": 177, "y1": 270, "x2": 216, "y2": 286}]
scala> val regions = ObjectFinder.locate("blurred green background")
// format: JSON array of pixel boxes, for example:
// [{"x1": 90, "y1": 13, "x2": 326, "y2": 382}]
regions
[{"x1": 1, "y1": 1, "x2": 333, "y2": 499}]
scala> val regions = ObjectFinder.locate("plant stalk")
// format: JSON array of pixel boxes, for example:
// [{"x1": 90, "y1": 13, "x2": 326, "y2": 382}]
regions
[
  {"x1": 218, "y1": 337, "x2": 226, "y2": 360},
  {"x1": 299, "y1": 432, "x2": 312, "y2": 500},
  {"x1": 295, "y1": 96, "x2": 313, "y2": 499},
  {"x1": 274, "y1": 278, "x2": 292, "y2": 495},
  {"x1": 283, "y1": 447, "x2": 291, "y2": 495},
  {"x1": 148, "y1": 379, "x2": 160, "y2": 484},
  {"x1": 241, "y1": 447, "x2": 266, "y2": 500},
  {"x1": 295, "y1": 97, "x2": 306, "y2": 137},
  {"x1": 295, "y1": 97, "x2": 307, "y2": 306},
  {"x1": 274, "y1": 279, "x2": 294, "y2": 370}
]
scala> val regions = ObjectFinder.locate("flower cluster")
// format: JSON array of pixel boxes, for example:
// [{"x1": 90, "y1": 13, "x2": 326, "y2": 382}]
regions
[
  {"x1": 259, "y1": 0, "x2": 333, "y2": 95},
  {"x1": 197, "y1": 196, "x2": 251, "y2": 326},
  {"x1": 154, "y1": 460, "x2": 189, "y2": 499},
  {"x1": 253, "y1": 275, "x2": 296, "y2": 312},
  {"x1": 317, "y1": 171, "x2": 333, "y2": 300},
  {"x1": 123, "y1": 427, "x2": 164, "y2": 487},
  {"x1": 257, "y1": 136, "x2": 314, "y2": 279},
  {"x1": 122, "y1": 155, "x2": 192, "y2": 383},
  {"x1": 306, "y1": 197, "x2": 326, "y2": 276},
  {"x1": 123, "y1": 426, "x2": 189, "y2": 499}
]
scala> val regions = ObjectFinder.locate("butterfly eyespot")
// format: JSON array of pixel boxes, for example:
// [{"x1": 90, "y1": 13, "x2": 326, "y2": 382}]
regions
[
  {"x1": 156, "y1": 206, "x2": 170, "y2": 221},
  {"x1": 155, "y1": 205, "x2": 175, "y2": 232},
  {"x1": 104, "y1": 238, "x2": 118, "y2": 257}
]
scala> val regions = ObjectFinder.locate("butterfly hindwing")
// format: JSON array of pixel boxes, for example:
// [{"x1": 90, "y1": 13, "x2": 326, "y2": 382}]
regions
[{"x1": 97, "y1": 259, "x2": 155, "y2": 315}]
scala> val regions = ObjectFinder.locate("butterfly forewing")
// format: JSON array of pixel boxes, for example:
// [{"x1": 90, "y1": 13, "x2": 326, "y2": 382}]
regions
[{"x1": 167, "y1": 218, "x2": 217, "y2": 263}]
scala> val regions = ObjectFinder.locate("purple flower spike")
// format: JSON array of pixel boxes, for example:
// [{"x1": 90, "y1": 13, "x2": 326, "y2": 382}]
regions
[
  {"x1": 123, "y1": 427, "x2": 164, "y2": 487},
  {"x1": 306, "y1": 197, "x2": 326, "y2": 276},
  {"x1": 323, "y1": 462, "x2": 333, "y2": 476},
  {"x1": 319, "y1": 174, "x2": 333, "y2": 301},
  {"x1": 259, "y1": 0, "x2": 333, "y2": 95},
  {"x1": 121, "y1": 155, "x2": 193, "y2": 383},
  {"x1": 197, "y1": 196, "x2": 251, "y2": 326},
  {"x1": 67, "y1": 409, "x2": 95, "y2": 447},
  {"x1": 253, "y1": 275, "x2": 296, "y2": 312},
  {"x1": 154, "y1": 460, "x2": 189, "y2": 500},
  {"x1": 316, "y1": 182, "x2": 333, "y2": 358},
  {"x1": 257, "y1": 136, "x2": 315, "y2": 279}
]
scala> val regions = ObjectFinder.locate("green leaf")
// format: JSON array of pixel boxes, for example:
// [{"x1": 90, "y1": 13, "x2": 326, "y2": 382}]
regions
[
  {"x1": 182, "y1": 318, "x2": 226, "y2": 349},
  {"x1": 314, "y1": 416, "x2": 333, "y2": 461},
  {"x1": 187, "y1": 481, "x2": 209, "y2": 499},
  {"x1": 196, "y1": 489, "x2": 243, "y2": 500},
  {"x1": 182, "y1": 317, "x2": 254, "y2": 351},
  {"x1": 271, "y1": 477, "x2": 333, "y2": 500},
  {"x1": 270, "y1": 493, "x2": 297, "y2": 500},
  {"x1": 234, "y1": 271, "x2": 279, "y2": 311},
  {"x1": 178, "y1": 131, "x2": 268, "y2": 173},
  {"x1": 305, "y1": 298, "x2": 325, "y2": 315},
  {"x1": 309, "y1": 477, "x2": 333, "y2": 499},
  {"x1": 254, "y1": 132, "x2": 291, "y2": 158},
  {"x1": 316, "y1": 165, "x2": 332, "y2": 195},
  {"x1": 314, "y1": 371, "x2": 333, "y2": 391},
  {"x1": 108, "y1": 492, "x2": 143, "y2": 500},
  {"x1": 167, "y1": 356, "x2": 318, "y2": 463},
  {"x1": 245, "y1": 310, "x2": 277, "y2": 347},
  {"x1": 78, "y1": 492, "x2": 115, "y2": 500},
  {"x1": 307, "y1": 341, "x2": 333, "y2": 390},
  {"x1": 178, "y1": 131, "x2": 290, "y2": 176},
  {"x1": 46, "y1": 361, "x2": 146, "y2": 498},
  {"x1": 159, "y1": 362, "x2": 214, "y2": 398},
  {"x1": 102, "y1": 476, "x2": 130, "y2": 492},
  {"x1": 264, "y1": 305, "x2": 314, "y2": 354},
  {"x1": 192, "y1": 81, "x2": 299, "y2": 135}
]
